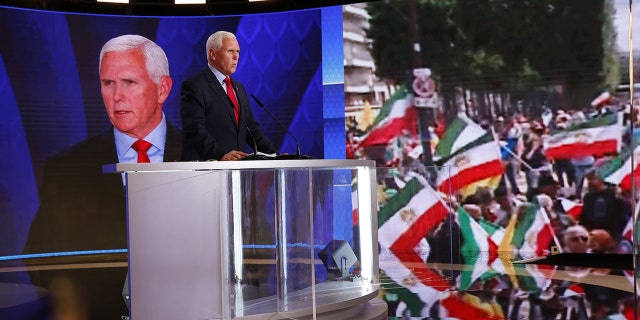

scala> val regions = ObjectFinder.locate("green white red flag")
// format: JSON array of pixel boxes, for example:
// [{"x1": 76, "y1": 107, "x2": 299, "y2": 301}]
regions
[
  {"x1": 543, "y1": 113, "x2": 623, "y2": 160},
  {"x1": 379, "y1": 247, "x2": 456, "y2": 317},
  {"x1": 511, "y1": 201, "x2": 556, "y2": 257},
  {"x1": 355, "y1": 86, "x2": 418, "y2": 148},
  {"x1": 438, "y1": 291, "x2": 505, "y2": 319},
  {"x1": 456, "y1": 207, "x2": 499, "y2": 290},
  {"x1": 434, "y1": 115, "x2": 488, "y2": 161},
  {"x1": 599, "y1": 144, "x2": 640, "y2": 190},
  {"x1": 377, "y1": 178, "x2": 451, "y2": 252},
  {"x1": 434, "y1": 116, "x2": 504, "y2": 195},
  {"x1": 559, "y1": 198, "x2": 583, "y2": 219}
]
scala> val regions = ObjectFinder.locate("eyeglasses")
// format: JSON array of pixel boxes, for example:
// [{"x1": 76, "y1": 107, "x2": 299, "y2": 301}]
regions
[{"x1": 569, "y1": 236, "x2": 588, "y2": 242}]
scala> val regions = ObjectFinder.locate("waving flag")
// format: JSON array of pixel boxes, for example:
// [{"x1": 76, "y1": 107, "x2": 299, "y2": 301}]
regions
[
  {"x1": 434, "y1": 115, "x2": 487, "y2": 161},
  {"x1": 378, "y1": 178, "x2": 451, "y2": 252},
  {"x1": 434, "y1": 116, "x2": 504, "y2": 196},
  {"x1": 516, "y1": 263, "x2": 557, "y2": 294},
  {"x1": 599, "y1": 144, "x2": 640, "y2": 190},
  {"x1": 457, "y1": 208, "x2": 499, "y2": 256},
  {"x1": 479, "y1": 218, "x2": 506, "y2": 245},
  {"x1": 622, "y1": 198, "x2": 639, "y2": 244},
  {"x1": 512, "y1": 201, "x2": 557, "y2": 257},
  {"x1": 559, "y1": 198, "x2": 583, "y2": 219},
  {"x1": 356, "y1": 86, "x2": 418, "y2": 148},
  {"x1": 543, "y1": 113, "x2": 623, "y2": 160},
  {"x1": 379, "y1": 269, "x2": 427, "y2": 317},
  {"x1": 438, "y1": 291, "x2": 505, "y2": 320},
  {"x1": 456, "y1": 207, "x2": 499, "y2": 290},
  {"x1": 622, "y1": 218, "x2": 633, "y2": 245},
  {"x1": 379, "y1": 249, "x2": 453, "y2": 317}
]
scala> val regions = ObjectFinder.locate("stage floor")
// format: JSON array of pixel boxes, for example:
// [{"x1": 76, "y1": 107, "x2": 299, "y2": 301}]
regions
[{"x1": 0, "y1": 252, "x2": 638, "y2": 319}]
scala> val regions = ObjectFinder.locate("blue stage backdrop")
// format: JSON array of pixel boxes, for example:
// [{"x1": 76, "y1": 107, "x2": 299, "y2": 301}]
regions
[{"x1": 0, "y1": 5, "x2": 346, "y2": 257}]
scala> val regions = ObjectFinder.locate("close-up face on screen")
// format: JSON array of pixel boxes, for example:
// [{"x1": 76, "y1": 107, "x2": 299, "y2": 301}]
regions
[{"x1": 0, "y1": 0, "x2": 639, "y2": 319}]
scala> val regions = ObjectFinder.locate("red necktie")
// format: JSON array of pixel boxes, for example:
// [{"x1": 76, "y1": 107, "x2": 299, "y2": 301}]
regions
[
  {"x1": 224, "y1": 76, "x2": 239, "y2": 124},
  {"x1": 131, "y1": 139, "x2": 152, "y2": 163}
]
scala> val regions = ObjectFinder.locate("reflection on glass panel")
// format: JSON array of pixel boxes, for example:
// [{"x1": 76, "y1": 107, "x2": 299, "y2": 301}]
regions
[{"x1": 223, "y1": 164, "x2": 380, "y2": 318}]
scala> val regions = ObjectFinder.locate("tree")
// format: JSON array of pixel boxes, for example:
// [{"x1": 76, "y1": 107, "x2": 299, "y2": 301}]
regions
[{"x1": 366, "y1": 0, "x2": 620, "y2": 120}]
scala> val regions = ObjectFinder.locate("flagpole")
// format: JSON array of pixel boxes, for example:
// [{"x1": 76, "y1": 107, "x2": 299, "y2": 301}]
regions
[
  {"x1": 543, "y1": 208, "x2": 564, "y2": 255},
  {"x1": 499, "y1": 144, "x2": 535, "y2": 172},
  {"x1": 490, "y1": 126, "x2": 536, "y2": 172},
  {"x1": 628, "y1": 0, "x2": 637, "y2": 305}
]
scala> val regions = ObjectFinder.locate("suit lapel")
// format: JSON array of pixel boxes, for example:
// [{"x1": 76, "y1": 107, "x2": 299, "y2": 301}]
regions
[
  {"x1": 101, "y1": 130, "x2": 121, "y2": 165},
  {"x1": 163, "y1": 123, "x2": 182, "y2": 162},
  {"x1": 99, "y1": 130, "x2": 126, "y2": 194},
  {"x1": 205, "y1": 69, "x2": 238, "y2": 128}
]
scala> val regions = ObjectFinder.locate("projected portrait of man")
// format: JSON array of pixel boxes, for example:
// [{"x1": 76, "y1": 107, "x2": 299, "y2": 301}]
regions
[{"x1": 22, "y1": 34, "x2": 182, "y2": 320}]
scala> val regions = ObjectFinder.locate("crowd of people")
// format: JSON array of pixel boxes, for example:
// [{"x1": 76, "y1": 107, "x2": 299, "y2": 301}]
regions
[
  {"x1": 371, "y1": 102, "x2": 640, "y2": 319},
  {"x1": 487, "y1": 105, "x2": 634, "y2": 256},
  {"x1": 369, "y1": 101, "x2": 638, "y2": 257}
]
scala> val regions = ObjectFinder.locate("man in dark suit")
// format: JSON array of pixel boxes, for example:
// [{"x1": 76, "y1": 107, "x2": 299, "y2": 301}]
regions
[
  {"x1": 180, "y1": 30, "x2": 276, "y2": 161},
  {"x1": 23, "y1": 34, "x2": 181, "y2": 320},
  {"x1": 179, "y1": 31, "x2": 277, "y2": 299}
]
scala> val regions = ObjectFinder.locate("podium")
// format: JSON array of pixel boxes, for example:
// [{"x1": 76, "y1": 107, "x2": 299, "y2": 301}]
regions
[{"x1": 104, "y1": 159, "x2": 384, "y2": 320}]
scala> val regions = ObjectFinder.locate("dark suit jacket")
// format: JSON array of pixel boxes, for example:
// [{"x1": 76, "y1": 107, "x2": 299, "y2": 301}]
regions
[
  {"x1": 180, "y1": 68, "x2": 276, "y2": 161},
  {"x1": 22, "y1": 124, "x2": 181, "y2": 320},
  {"x1": 23, "y1": 123, "x2": 182, "y2": 254}
]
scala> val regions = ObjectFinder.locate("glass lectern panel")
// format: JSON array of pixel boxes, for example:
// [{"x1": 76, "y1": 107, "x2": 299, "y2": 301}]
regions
[
  {"x1": 114, "y1": 160, "x2": 381, "y2": 320},
  {"x1": 230, "y1": 165, "x2": 378, "y2": 318}
]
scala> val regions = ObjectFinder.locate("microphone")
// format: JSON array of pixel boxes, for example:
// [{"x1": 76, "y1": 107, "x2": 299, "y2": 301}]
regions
[
  {"x1": 238, "y1": 110, "x2": 273, "y2": 161},
  {"x1": 250, "y1": 94, "x2": 311, "y2": 160}
]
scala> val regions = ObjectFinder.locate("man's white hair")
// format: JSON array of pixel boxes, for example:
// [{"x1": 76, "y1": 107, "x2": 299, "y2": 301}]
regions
[
  {"x1": 99, "y1": 34, "x2": 169, "y2": 84},
  {"x1": 206, "y1": 31, "x2": 236, "y2": 59}
]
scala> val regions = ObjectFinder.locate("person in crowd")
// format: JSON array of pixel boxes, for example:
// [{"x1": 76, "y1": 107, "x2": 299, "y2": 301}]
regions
[
  {"x1": 571, "y1": 155, "x2": 595, "y2": 200},
  {"x1": 23, "y1": 34, "x2": 182, "y2": 320},
  {"x1": 492, "y1": 187, "x2": 519, "y2": 228},
  {"x1": 552, "y1": 113, "x2": 575, "y2": 189},
  {"x1": 180, "y1": 30, "x2": 276, "y2": 161},
  {"x1": 462, "y1": 204, "x2": 482, "y2": 221},
  {"x1": 497, "y1": 115, "x2": 523, "y2": 195},
  {"x1": 587, "y1": 229, "x2": 616, "y2": 254},
  {"x1": 562, "y1": 225, "x2": 590, "y2": 253},
  {"x1": 472, "y1": 186, "x2": 500, "y2": 223},
  {"x1": 537, "y1": 174, "x2": 576, "y2": 232},
  {"x1": 580, "y1": 170, "x2": 630, "y2": 243},
  {"x1": 568, "y1": 111, "x2": 594, "y2": 199},
  {"x1": 521, "y1": 121, "x2": 550, "y2": 199},
  {"x1": 536, "y1": 192, "x2": 568, "y2": 244}
]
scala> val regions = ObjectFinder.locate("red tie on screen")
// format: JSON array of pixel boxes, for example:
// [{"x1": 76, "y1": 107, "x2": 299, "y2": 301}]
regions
[
  {"x1": 224, "y1": 76, "x2": 239, "y2": 124},
  {"x1": 132, "y1": 139, "x2": 152, "y2": 163}
]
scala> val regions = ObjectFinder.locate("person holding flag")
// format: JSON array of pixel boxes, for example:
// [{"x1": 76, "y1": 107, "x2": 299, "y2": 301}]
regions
[{"x1": 497, "y1": 116, "x2": 524, "y2": 195}]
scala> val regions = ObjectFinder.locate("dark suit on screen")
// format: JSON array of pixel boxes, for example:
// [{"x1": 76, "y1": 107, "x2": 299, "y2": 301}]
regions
[
  {"x1": 22, "y1": 123, "x2": 181, "y2": 320},
  {"x1": 180, "y1": 68, "x2": 276, "y2": 161},
  {"x1": 24, "y1": 123, "x2": 182, "y2": 254}
]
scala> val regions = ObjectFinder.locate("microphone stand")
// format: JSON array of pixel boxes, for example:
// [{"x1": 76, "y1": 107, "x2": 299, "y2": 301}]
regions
[
  {"x1": 238, "y1": 115, "x2": 273, "y2": 161},
  {"x1": 227, "y1": 88, "x2": 273, "y2": 160},
  {"x1": 250, "y1": 94, "x2": 312, "y2": 160}
]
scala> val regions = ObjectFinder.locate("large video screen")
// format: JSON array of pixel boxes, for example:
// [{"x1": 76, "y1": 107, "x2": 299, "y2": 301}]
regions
[
  {"x1": 344, "y1": 0, "x2": 640, "y2": 318},
  {"x1": 0, "y1": 5, "x2": 346, "y2": 257},
  {"x1": 346, "y1": 0, "x2": 638, "y2": 261}
]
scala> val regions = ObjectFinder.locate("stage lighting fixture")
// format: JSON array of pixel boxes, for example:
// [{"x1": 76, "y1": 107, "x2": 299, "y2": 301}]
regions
[
  {"x1": 318, "y1": 240, "x2": 358, "y2": 280},
  {"x1": 97, "y1": 0, "x2": 129, "y2": 3},
  {"x1": 175, "y1": 0, "x2": 206, "y2": 3}
]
